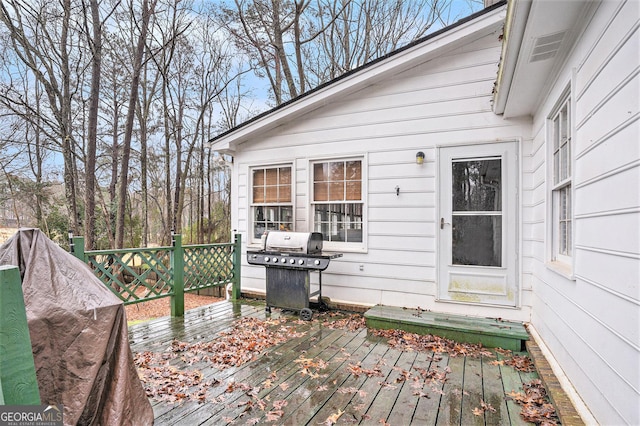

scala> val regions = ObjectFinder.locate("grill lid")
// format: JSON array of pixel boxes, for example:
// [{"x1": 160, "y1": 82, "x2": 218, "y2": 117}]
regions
[{"x1": 264, "y1": 231, "x2": 323, "y2": 254}]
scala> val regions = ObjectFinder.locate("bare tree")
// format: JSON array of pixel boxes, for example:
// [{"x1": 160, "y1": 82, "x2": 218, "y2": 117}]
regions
[
  {"x1": 0, "y1": 0, "x2": 482, "y2": 249},
  {"x1": 81, "y1": 0, "x2": 104, "y2": 249},
  {"x1": 0, "y1": 0, "x2": 81, "y2": 232},
  {"x1": 217, "y1": 0, "x2": 470, "y2": 105},
  {"x1": 115, "y1": 0, "x2": 157, "y2": 248}
]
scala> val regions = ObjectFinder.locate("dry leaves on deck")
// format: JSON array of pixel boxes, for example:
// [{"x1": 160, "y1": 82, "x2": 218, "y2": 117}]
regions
[
  {"x1": 134, "y1": 316, "x2": 305, "y2": 403},
  {"x1": 134, "y1": 310, "x2": 555, "y2": 424},
  {"x1": 134, "y1": 352, "x2": 218, "y2": 403},
  {"x1": 371, "y1": 328, "x2": 495, "y2": 358},
  {"x1": 490, "y1": 348, "x2": 536, "y2": 372},
  {"x1": 507, "y1": 379, "x2": 559, "y2": 425},
  {"x1": 172, "y1": 317, "x2": 305, "y2": 369},
  {"x1": 320, "y1": 312, "x2": 367, "y2": 331}
]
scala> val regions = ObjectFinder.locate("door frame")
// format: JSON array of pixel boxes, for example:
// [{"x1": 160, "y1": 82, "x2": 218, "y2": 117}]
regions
[{"x1": 436, "y1": 140, "x2": 521, "y2": 308}]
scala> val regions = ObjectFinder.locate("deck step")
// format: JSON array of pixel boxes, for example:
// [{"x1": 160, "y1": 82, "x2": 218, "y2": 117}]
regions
[{"x1": 364, "y1": 305, "x2": 528, "y2": 351}]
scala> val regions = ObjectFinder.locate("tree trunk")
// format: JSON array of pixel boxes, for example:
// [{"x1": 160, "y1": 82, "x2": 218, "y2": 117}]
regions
[
  {"x1": 60, "y1": 0, "x2": 79, "y2": 234},
  {"x1": 163, "y1": 81, "x2": 173, "y2": 244},
  {"x1": 115, "y1": 0, "x2": 157, "y2": 248},
  {"x1": 84, "y1": 0, "x2": 102, "y2": 250},
  {"x1": 108, "y1": 85, "x2": 119, "y2": 248}
]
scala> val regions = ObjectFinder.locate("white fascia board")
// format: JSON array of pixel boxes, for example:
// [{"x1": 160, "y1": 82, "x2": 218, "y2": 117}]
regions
[
  {"x1": 212, "y1": 5, "x2": 507, "y2": 154},
  {"x1": 493, "y1": 0, "x2": 532, "y2": 115}
]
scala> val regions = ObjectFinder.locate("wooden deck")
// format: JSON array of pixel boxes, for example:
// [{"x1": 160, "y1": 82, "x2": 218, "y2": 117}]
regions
[{"x1": 128, "y1": 300, "x2": 557, "y2": 425}]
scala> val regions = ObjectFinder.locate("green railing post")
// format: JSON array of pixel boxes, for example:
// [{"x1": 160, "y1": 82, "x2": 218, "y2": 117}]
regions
[
  {"x1": 72, "y1": 236, "x2": 85, "y2": 261},
  {"x1": 232, "y1": 233, "x2": 242, "y2": 300},
  {"x1": 171, "y1": 234, "x2": 185, "y2": 317},
  {"x1": 0, "y1": 265, "x2": 41, "y2": 405}
]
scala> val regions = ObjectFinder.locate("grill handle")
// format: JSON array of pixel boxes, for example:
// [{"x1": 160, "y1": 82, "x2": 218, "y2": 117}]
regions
[{"x1": 266, "y1": 246, "x2": 304, "y2": 252}]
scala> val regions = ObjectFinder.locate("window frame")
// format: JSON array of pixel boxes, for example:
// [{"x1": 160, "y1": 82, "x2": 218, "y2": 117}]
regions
[
  {"x1": 310, "y1": 156, "x2": 367, "y2": 252},
  {"x1": 249, "y1": 164, "x2": 294, "y2": 243},
  {"x1": 548, "y1": 91, "x2": 574, "y2": 270}
]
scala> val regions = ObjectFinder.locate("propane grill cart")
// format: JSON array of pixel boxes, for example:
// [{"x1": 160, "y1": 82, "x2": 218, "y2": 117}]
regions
[{"x1": 247, "y1": 231, "x2": 342, "y2": 321}]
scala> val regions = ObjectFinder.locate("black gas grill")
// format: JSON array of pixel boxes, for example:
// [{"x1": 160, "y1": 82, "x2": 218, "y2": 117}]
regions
[{"x1": 247, "y1": 231, "x2": 342, "y2": 320}]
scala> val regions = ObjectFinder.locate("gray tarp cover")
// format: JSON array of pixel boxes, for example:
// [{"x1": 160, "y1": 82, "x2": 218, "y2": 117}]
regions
[{"x1": 0, "y1": 229, "x2": 153, "y2": 425}]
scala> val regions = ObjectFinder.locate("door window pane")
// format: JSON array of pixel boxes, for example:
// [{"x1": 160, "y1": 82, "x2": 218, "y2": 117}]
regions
[
  {"x1": 452, "y1": 216, "x2": 502, "y2": 267},
  {"x1": 451, "y1": 157, "x2": 503, "y2": 267},
  {"x1": 452, "y1": 159, "x2": 501, "y2": 212}
]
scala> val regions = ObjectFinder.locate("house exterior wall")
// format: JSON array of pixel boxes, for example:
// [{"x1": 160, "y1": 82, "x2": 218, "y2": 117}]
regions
[
  {"x1": 525, "y1": 1, "x2": 639, "y2": 424},
  {"x1": 232, "y1": 26, "x2": 532, "y2": 322}
]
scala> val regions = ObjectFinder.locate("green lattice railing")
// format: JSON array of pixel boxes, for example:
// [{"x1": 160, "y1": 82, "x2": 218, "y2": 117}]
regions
[
  {"x1": 71, "y1": 234, "x2": 242, "y2": 317},
  {"x1": 83, "y1": 247, "x2": 174, "y2": 304},
  {"x1": 184, "y1": 243, "x2": 234, "y2": 292}
]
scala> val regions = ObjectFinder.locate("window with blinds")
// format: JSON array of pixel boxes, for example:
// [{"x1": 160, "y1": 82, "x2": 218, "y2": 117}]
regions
[
  {"x1": 251, "y1": 166, "x2": 293, "y2": 239},
  {"x1": 312, "y1": 160, "x2": 363, "y2": 243}
]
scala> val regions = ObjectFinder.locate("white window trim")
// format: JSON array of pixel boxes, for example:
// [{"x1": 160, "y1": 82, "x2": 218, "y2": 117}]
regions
[
  {"x1": 309, "y1": 155, "x2": 367, "y2": 253},
  {"x1": 546, "y1": 88, "x2": 575, "y2": 278},
  {"x1": 248, "y1": 163, "x2": 295, "y2": 245}
]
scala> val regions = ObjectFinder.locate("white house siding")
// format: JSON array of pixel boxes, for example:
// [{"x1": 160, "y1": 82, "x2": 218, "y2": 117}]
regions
[
  {"x1": 234, "y1": 24, "x2": 533, "y2": 323},
  {"x1": 526, "y1": 1, "x2": 640, "y2": 424}
]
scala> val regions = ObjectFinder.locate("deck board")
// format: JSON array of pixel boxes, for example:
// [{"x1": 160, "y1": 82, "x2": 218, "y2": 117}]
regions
[
  {"x1": 385, "y1": 350, "x2": 432, "y2": 424},
  {"x1": 434, "y1": 355, "x2": 464, "y2": 425},
  {"x1": 460, "y1": 356, "x2": 486, "y2": 426},
  {"x1": 293, "y1": 334, "x2": 387, "y2": 425},
  {"x1": 481, "y1": 354, "x2": 512, "y2": 426},
  {"x1": 127, "y1": 300, "x2": 566, "y2": 425}
]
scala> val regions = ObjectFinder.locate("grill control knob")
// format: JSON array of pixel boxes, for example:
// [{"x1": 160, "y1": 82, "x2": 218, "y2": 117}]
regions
[
  {"x1": 298, "y1": 259, "x2": 304, "y2": 265},
  {"x1": 273, "y1": 258, "x2": 278, "y2": 263},
  {"x1": 281, "y1": 258, "x2": 286, "y2": 263},
  {"x1": 264, "y1": 257, "x2": 270, "y2": 262},
  {"x1": 289, "y1": 259, "x2": 295, "y2": 264},
  {"x1": 314, "y1": 260, "x2": 321, "y2": 266}
]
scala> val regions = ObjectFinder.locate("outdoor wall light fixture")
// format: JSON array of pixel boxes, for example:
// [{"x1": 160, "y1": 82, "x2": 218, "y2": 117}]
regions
[{"x1": 416, "y1": 151, "x2": 425, "y2": 164}]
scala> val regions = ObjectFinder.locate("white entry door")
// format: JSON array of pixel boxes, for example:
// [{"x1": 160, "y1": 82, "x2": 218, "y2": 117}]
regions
[{"x1": 438, "y1": 142, "x2": 518, "y2": 307}]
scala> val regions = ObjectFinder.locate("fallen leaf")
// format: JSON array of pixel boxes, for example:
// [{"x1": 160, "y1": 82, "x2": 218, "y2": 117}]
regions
[
  {"x1": 273, "y1": 400, "x2": 288, "y2": 410},
  {"x1": 377, "y1": 381, "x2": 397, "y2": 390},
  {"x1": 265, "y1": 410, "x2": 284, "y2": 422},
  {"x1": 324, "y1": 409, "x2": 344, "y2": 425},
  {"x1": 279, "y1": 382, "x2": 290, "y2": 391}
]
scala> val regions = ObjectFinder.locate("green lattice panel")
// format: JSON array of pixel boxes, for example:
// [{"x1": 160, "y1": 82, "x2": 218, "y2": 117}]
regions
[
  {"x1": 86, "y1": 248, "x2": 173, "y2": 304},
  {"x1": 183, "y1": 244, "x2": 234, "y2": 292}
]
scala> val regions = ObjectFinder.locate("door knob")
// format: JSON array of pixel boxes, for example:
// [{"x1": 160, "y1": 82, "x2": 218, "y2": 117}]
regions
[{"x1": 440, "y1": 218, "x2": 450, "y2": 229}]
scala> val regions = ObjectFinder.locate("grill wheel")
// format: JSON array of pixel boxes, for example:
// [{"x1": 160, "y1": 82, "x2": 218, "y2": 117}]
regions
[{"x1": 300, "y1": 308, "x2": 313, "y2": 321}]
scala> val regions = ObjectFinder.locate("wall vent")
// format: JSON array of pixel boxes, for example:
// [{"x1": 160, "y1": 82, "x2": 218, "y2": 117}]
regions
[{"x1": 529, "y1": 31, "x2": 566, "y2": 62}]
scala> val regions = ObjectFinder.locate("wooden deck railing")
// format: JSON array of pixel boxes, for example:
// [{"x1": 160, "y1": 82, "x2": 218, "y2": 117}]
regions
[
  {"x1": 71, "y1": 234, "x2": 242, "y2": 317},
  {"x1": 0, "y1": 265, "x2": 40, "y2": 404}
]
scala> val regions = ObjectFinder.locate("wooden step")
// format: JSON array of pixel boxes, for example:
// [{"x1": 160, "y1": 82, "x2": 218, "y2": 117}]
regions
[{"x1": 364, "y1": 305, "x2": 529, "y2": 351}]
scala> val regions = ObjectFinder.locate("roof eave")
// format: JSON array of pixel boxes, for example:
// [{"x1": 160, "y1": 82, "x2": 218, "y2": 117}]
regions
[{"x1": 493, "y1": 0, "x2": 532, "y2": 116}]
